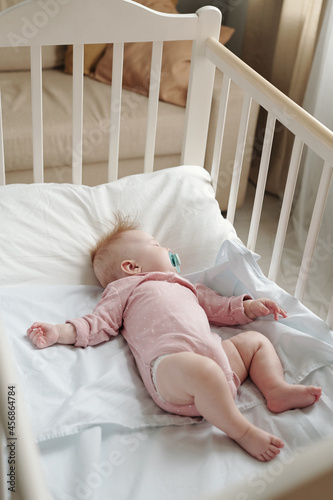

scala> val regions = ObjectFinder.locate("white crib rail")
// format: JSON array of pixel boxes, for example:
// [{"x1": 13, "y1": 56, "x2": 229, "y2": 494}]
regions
[
  {"x1": 108, "y1": 42, "x2": 124, "y2": 182},
  {"x1": 225, "y1": 93, "x2": 252, "y2": 226},
  {"x1": 205, "y1": 37, "x2": 333, "y2": 328},
  {"x1": 206, "y1": 38, "x2": 333, "y2": 161},
  {"x1": 144, "y1": 41, "x2": 163, "y2": 173},
  {"x1": 294, "y1": 161, "x2": 333, "y2": 300},
  {"x1": 268, "y1": 137, "x2": 304, "y2": 282},
  {"x1": 0, "y1": 319, "x2": 50, "y2": 500},
  {"x1": 72, "y1": 44, "x2": 84, "y2": 185},
  {"x1": 0, "y1": 88, "x2": 4, "y2": 185},
  {"x1": 246, "y1": 112, "x2": 276, "y2": 251},
  {"x1": 30, "y1": 46, "x2": 44, "y2": 183}
]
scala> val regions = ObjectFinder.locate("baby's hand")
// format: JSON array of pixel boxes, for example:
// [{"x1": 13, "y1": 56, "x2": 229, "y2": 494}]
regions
[
  {"x1": 244, "y1": 298, "x2": 287, "y2": 321},
  {"x1": 27, "y1": 322, "x2": 60, "y2": 349}
]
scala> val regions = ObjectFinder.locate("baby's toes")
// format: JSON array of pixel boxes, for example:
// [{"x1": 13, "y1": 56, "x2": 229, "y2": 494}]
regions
[
  {"x1": 260, "y1": 445, "x2": 281, "y2": 462},
  {"x1": 312, "y1": 387, "x2": 322, "y2": 401},
  {"x1": 269, "y1": 443, "x2": 282, "y2": 457},
  {"x1": 265, "y1": 437, "x2": 284, "y2": 461}
]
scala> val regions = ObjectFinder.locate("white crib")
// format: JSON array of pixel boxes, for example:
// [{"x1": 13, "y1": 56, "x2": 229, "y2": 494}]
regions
[{"x1": 0, "y1": 1, "x2": 332, "y2": 499}]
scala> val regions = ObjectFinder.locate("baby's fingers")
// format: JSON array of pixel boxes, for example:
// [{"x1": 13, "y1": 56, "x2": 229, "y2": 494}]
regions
[
  {"x1": 27, "y1": 323, "x2": 47, "y2": 348},
  {"x1": 256, "y1": 302, "x2": 271, "y2": 316},
  {"x1": 270, "y1": 304, "x2": 287, "y2": 321},
  {"x1": 27, "y1": 322, "x2": 43, "y2": 334},
  {"x1": 265, "y1": 302, "x2": 287, "y2": 321},
  {"x1": 35, "y1": 336, "x2": 47, "y2": 348}
]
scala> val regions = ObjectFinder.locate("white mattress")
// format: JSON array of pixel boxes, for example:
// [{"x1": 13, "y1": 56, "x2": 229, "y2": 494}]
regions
[{"x1": 1, "y1": 166, "x2": 333, "y2": 499}]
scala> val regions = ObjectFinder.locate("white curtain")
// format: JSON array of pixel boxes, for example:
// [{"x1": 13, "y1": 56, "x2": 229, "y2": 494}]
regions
[{"x1": 292, "y1": 0, "x2": 333, "y2": 320}]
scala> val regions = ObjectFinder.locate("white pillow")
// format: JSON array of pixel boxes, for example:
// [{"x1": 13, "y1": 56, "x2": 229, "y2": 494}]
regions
[{"x1": 0, "y1": 166, "x2": 237, "y2": 286}]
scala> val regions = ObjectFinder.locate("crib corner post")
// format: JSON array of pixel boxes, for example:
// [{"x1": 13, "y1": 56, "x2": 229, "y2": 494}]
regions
[{"x1": 181, "y1": 6, "x2": 221, "y2": 168}]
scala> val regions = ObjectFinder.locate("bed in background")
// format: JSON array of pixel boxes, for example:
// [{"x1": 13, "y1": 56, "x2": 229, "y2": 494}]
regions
[{"x1": 0, "y1": 1, "x2": 332, "y2": 500}]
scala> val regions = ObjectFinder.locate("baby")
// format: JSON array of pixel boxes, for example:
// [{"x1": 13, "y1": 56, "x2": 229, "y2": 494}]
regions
[{"x1": 27, "y1": 214, "x2": 322, "y2": 462}]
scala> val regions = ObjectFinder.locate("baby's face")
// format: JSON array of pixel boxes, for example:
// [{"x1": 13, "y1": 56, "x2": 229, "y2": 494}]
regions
[{"x1": 119, "y1": 230, "x2": 177, "y2": 274}]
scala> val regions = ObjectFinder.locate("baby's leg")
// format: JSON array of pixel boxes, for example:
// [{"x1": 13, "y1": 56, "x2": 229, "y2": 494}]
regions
[
  {"x1": 154, "y1": 352, "x2": 284, "y2": 461},
  {"x1": 223, "y1": 331, "x2": 322, "y2": 413}
]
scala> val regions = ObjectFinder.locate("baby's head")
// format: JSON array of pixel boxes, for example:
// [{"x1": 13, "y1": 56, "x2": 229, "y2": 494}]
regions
[{"x1": 91, "y1": 214, "x2": 177, "y2": 288}]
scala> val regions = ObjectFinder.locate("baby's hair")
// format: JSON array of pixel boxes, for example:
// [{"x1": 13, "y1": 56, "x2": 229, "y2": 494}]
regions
[{"x1": 91, "y1": 212, "x2": 140, "y2": 287}]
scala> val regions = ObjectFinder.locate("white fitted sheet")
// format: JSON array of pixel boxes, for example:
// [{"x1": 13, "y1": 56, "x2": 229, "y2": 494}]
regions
[{"x1": 1, "y1": 240, "x2": 333, "y2": 499}]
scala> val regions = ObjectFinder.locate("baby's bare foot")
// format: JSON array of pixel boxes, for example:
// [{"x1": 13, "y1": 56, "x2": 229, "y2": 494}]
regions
[
  {"x1": 236, "y1": 425, "x2": 284, "y2": 462},
  {"x1": 266, "y1": 384, "x2": 322, "y2": 413}
]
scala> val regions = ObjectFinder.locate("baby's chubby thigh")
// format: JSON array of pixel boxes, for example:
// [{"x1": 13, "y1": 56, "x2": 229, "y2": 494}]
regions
[
  {"x1": 222, "y1": 331, "x2": 262, "y2": 384},
  {"x1": 154, "y1": 352, "x2": 226, "y2": 406}
]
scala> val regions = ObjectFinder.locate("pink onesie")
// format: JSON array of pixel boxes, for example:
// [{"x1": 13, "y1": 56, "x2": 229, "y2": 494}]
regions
[{"x1": 69, "y1": 272, "x2": 252, "y2": 417}]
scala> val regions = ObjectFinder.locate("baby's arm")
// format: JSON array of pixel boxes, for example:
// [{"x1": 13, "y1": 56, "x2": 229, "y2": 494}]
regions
[
  {"x1": 243, "y1": 298, "x2": 287, "y2": 321},
  {"x1": 27, "y1": 284, "x2": 123, "y2": 349},
  {"x1": 195, "y1": 284, "x2": 287, "y2": 325},
  {"x1": 27, "y1": 322, "x2": 76, "y2": 349}
]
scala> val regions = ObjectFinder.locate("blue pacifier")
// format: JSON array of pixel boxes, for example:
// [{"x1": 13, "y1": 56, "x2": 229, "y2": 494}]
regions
[{"x1": 169, "y1": 251, "x2": 181, "y2": 273}]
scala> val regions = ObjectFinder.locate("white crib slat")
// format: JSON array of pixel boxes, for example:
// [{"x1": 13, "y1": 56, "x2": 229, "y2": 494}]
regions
[
  {"x1": 210, "y1": 75, "x2": 231, "y2": 192},
  {"x1": 144, "y1": 41, "x2": 163, "y2": 173},
  {"x1": 30, "y1": 46, "x2": 43, "y2": 183},
  {"x1": 294, "y1": 161, "x2": 333, "y2": 302},
  {"x1": 0, "y1": 89, "x2": 5, "y2": 186},
  {"x1": 108, "y1": 43, "x2": 124, "y2": 182},
  {"x1": 72, "y1": 44, "x2": 84, "y2": 185},
  {"x1": 247, "y1": 112, "x2": 276, "y2": 251},
  {"x1": 268, "y1": 137, "x2": 304, "y2": 282},
  {"x1": 226, "y1": 93, "x2": 252, "y2": 225},
  {"x1": 327, "y1": 297, "x2": 333, "y2": 330},
  {"x1": 206, "y1": 37, "x2": 333, "y2": 164}
]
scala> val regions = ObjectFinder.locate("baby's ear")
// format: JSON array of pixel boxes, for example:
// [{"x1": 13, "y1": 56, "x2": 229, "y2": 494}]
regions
[{"x1": 121, "y1": 260, "x2": 142, "y2": 275}]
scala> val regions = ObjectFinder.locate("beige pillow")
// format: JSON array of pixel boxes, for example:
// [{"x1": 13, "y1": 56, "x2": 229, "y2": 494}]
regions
[
  {"x1": 94, "y1": 39, "x2": 190, "y2": 107},
  {"x1": 64, "y1": 0, "x2": 234, "y2": 107},
  {"x1": 64, "y1": 0, "x2": 179, "y2": 77},
  {"x1": 93, "y1": 0, "x2": 234, "y2": 107},
  {"x1": 64, "y1": 44, "x2": 107, "y2": 76}
]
